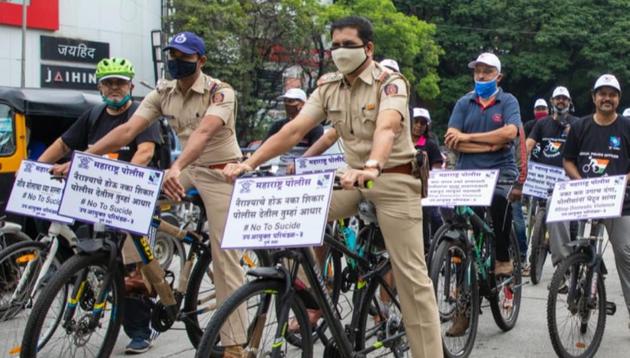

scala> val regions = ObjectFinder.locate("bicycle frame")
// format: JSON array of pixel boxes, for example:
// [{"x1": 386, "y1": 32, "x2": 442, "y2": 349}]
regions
[
  {"x1": 566, "y1": 219, "x2": 608, "y2": 310},
  {"x1": 58, "y1": 217, "x2": 210, "y2": 337},
  {"x1": 439, "y1": 205, "x2": 517, "y2": 299},
  {"x1": 262, "y1": 225, "x2": 399, "y2": 358},
  {"x1": 10, "y1": 222, "x2": 76, "y2": 302}
]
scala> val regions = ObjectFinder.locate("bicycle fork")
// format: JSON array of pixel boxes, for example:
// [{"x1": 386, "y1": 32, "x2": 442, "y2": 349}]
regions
[{"x1": 63, "y1": 269, "x2": 110, "y2": 332}]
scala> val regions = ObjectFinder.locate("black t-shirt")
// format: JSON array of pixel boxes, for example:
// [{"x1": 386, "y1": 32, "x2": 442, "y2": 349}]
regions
[
  {"x1": 264, "y1": 118, "x2": 324, "y2": 147},
  {"x1": 564, "y1": 114, "x2": 630, "y2": 212},
  {"x1": 524, "y1": 119, "x2": 538, "y2": 138},
  {"x1": 416, "y1": 137, "x2": 443, "y2": 168},
  {"x1": 61, "y1": 105, "x2": 162, "y2": 164},
  {"x1": 528, "y1": 115, "x2": 578, "y2": 167}
]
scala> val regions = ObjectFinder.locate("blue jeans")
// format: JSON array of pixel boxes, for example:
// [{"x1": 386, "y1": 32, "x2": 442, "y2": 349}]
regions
[
  {"x1": 122, "y1": 295, "x2": 152, "y2": 341},
  {"x1": 511, "y1": 200, "x2": 527, "y2": 260}
]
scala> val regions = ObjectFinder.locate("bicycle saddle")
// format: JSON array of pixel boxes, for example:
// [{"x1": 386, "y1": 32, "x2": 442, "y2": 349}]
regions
[{"x1": 358, "y1": 200, "x2": 378, "y2": 225}]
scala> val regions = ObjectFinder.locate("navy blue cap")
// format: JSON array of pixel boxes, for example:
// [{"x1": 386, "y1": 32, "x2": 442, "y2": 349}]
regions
[{"x1": 164, "y1": 32, "x2": 206, "y2": 56}]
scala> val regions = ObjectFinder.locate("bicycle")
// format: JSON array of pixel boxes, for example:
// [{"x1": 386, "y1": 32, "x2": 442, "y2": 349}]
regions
[
  {"x1": 19, "y1": 210, "x2": 269, "y2": 357},
  {"x1": 0, "y1": 221, "x2": 76, "y2": 357},
  {"x1": 528, "y1": 196, "x2": 549, "y2": 285},
  {"x1": 429, "y1": 201, "x2": 522, "y2": 358},
  {"x1": 1, "y1": 189, "x2": 209, "y2": 357},
  {"x1": 0, "y1": 217, "x2": 35, "y2": 356},
  {"x1": 0, "y1": 217, "x2": 31, "y2": 250},
  {"x1": 546, "y1": 219, "x2": 616, "y2": 358},
  {"x1": 196, "y1": 180, "x2": 407, "y2": 358}
]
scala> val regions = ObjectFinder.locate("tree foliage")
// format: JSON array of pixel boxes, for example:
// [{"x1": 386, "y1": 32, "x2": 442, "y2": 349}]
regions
[
  {"x1": 324, "y1": 0, "x2": 442, "y2": 102},
  {"x1": 395, "y1": 0, "x2": 630, "y2": 137},
  {"x1": 170, "y1": 0, "x2": 442, "y2": 144},
  {"x1": 171, "y1": 0, "x2": 327, "y2": 143}
]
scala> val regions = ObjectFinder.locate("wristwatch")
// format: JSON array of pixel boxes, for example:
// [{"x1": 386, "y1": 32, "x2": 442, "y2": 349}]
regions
[{"x1": 363, "y1": 159, "x2": 382, "y2": 176}]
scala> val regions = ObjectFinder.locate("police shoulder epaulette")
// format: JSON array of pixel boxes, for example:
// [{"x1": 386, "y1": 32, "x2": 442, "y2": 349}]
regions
[
  {"x1": 374, "y1": 67, "x2": 392, "y2": 83},
  {"x1": 156, "y1": 78, "x2": 175, "y2": 93},
  {"x1": 316, "y1": 72, "x2": 343, "y2": 86}
]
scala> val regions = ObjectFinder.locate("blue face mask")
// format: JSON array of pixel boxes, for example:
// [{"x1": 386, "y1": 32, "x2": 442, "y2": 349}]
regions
[
  {"x1": 102, "y1": 94, "x2": 132, "y2": 109},
  {"x1": 474, "y1": 78, "x2": 498, "y2": 99}
]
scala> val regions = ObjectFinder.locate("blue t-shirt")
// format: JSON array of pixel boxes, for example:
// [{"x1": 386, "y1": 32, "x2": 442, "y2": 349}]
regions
[{"x1": 448, "y1": 88, "x2": 522, "y2": 172}]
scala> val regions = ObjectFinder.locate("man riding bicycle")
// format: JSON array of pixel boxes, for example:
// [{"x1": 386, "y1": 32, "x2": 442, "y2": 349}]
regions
[
  {"x1": 51, "y1": 32, "x2": 250, "y2": 356},
  {"x1": 444, "y1": 52, "x2": 524, "y2": 336},
  {"x1": 526, "y1": 86, "x2": 579, "y2": 271},
  {"x1": 224, "y1": 16, "x2": 442, "y2": 358},
  {"x1": 562, "y1": 74, "x2": 630, "y2": 327},
  {"x1": 38, "y1": 57, "x2": 163, "y2": 354}
]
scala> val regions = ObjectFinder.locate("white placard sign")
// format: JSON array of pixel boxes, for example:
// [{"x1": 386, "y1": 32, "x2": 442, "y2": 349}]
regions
[
  {"x1": 422, "y1": 170, "x2": 499, "y2": 207},
  {"x1": 222, "y1": 172, "x2": 334, "y2": 249},
  {"x1": 523, "y1": 162, "x2": 569, "y2": 199},
  {"x1": 6, "y1": 160, "x2": 73, "y2": 224},
  {"x1": 547, "y1": 175, "x2": 627, "y2": 223},
  {"x1": 58, "y1": 152, "x2": 164, "y2": 235},
  {"x1": 294, "y1": 154, "x2": 346, "y2": 174}
]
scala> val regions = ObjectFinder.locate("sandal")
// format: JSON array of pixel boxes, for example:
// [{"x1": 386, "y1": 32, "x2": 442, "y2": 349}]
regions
[
  {"x1": 223, "y1": 345, "x2": 245, "y2": 358},
  {"x1": 287, "y1": 308, "x2": 321, "y2": 333}
]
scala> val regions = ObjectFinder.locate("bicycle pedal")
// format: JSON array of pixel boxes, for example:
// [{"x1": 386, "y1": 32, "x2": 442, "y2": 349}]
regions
[{"x1": 606, "y1": 301, "x2": 616, "y2": 316}]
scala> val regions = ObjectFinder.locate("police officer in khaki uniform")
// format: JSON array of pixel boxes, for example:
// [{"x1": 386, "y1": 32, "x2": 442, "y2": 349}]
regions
[
  {"x1": 224, "y1": 16, "x2": 442, "y2": 358},
  {"x1": 52, "y1": 31, "x2": 247, "y2": 350}
]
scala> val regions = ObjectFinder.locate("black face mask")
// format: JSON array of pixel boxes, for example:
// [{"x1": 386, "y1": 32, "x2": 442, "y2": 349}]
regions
[
  {"x1": 285, "y1": 104, "x2": 300, "y2": 119},
  {"x1": 167, "y1": 59, "x2": 198, "y2": 79}
]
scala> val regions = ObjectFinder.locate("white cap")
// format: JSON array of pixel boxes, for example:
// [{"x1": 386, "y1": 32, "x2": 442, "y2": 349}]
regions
[
  {"x1": 593, "y1": 74, "x2": 621, "y2": 93},
  {"x1": 412, "y1": 108, "x2": 431, "y2": 123},
  {"x1": 468, "y1": 52, "x2": 501, "y2": 73},
  {"x1": 534, "y1": 99, "x2": 548, "y2": 108},
  {"x1": 623, "y1": 108, "x2": 630, "y2": 117},
  {"x1": 280, "y1": 88, "x2": 307, "y2": 102},
  {"x1": 380, "y1": 59, "x2": 400, "y2": 72},
  {"x1": 552, "y1": 86, "x2": 571, "y2": 99}
]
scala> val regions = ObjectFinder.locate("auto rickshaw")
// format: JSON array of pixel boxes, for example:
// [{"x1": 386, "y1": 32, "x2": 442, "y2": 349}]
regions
[{"x1": 0, "y1": 86, "x2": 101, "y2": 230}]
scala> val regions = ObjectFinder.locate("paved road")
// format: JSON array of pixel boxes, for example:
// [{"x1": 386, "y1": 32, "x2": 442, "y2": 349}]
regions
[
  {"x1": 2, "y1": 246, "x2": 627, "y2": 357},
  {"x1": 109, "y1": 247, "x2": 630, "y2": 357}
]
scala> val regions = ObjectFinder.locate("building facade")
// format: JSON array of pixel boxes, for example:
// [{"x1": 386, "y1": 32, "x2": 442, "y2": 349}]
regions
[{"x1": 0, "y1": 0, "x2": 162, "y2": 96}]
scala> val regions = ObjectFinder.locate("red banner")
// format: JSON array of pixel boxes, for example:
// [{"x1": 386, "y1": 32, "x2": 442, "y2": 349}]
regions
[{"x1": 0, "y1": 0, "x2": 59, "y2": 31}]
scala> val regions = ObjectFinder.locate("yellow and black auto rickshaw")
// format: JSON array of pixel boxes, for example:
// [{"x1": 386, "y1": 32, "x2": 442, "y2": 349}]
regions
[{"x1": 0, "y1": 86, "x2": 100, "y2": 229}]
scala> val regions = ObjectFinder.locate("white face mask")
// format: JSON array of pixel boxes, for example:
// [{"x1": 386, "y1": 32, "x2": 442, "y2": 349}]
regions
[{"x1": 331, "y1": 47, "x2": 368, "y2": 75}]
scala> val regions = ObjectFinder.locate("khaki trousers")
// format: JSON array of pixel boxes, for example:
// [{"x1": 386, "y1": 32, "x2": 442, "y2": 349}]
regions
[
  {"x1": 329, "y1": 173, "x2": 443, "y2": 358},
  {"x1": 180, "y1": 166, "x2": 246, "y2": 344}
]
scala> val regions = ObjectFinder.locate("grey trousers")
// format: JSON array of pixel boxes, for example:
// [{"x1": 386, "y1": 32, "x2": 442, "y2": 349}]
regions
[
  {"x1": 550, "y1": 214, "x2": 630, "y2": 315},
  {"x1": 548, "y1": 201, "x2": 573, "y2": 266},
  {"x1": 603, "y1": 216, "x2": 630, "y2": 316}
]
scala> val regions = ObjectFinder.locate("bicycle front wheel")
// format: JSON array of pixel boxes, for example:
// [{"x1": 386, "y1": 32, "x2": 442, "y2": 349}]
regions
[
  {"x1": 196, "y1": 279, "x2": 312, "y2": 358},
  {"x1": 489, "y1": 228, "x2": 522, "y2": 331},
  {"x1": 0, "y1": 241, "x2": 63, "y2": 357},
  {"x1": 184, "y1": 249, "x2": 271, "y2": 348},
  {"x1": 355, "y1": 262, "x2": 410, "y2": 357},
  {"x1": 20, "y1": 252, "x2": 124, "y2": 358},
  {"x1": 547, "y1": 253, "x2": 606, "y2": 358},
  {"x1": 430, "y1": 238, "x2": 479, "y2": 358},
  {"x1": 529, "y1": 208, "x2": 548, "y2": 285}
]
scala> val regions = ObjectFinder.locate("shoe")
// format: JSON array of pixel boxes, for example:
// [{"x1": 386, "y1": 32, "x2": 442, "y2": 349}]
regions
[
  {"x1": 287, "y1": 308, "x2": 321, "y2": 333},
  {"x1": 521, "y1": 263, "x2": 531, "y2": 277},
  {"x1": 125, "y1": 338, "x2": 152, "y2": 355},
  {"x1": 445, "y1": 311, "x2": 470, "y2": 337},
  {"x1": 495, "y1": 260, "x2": 513, "y2": 276},
  {"x1": 223, "y1": 345, "x2": 246, "y2": 358},
  {"x1": 502, "y1": 286, "x2": 514, "y2": 310}
]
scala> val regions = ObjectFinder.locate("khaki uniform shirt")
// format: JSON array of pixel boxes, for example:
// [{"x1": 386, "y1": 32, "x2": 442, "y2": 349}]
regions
[
  {"x1": 301, "y1": 61, "x2": 415, "y2": 169},
  {"x1": 135, "y1": 73, "x2": 242, "y2": 166}
]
